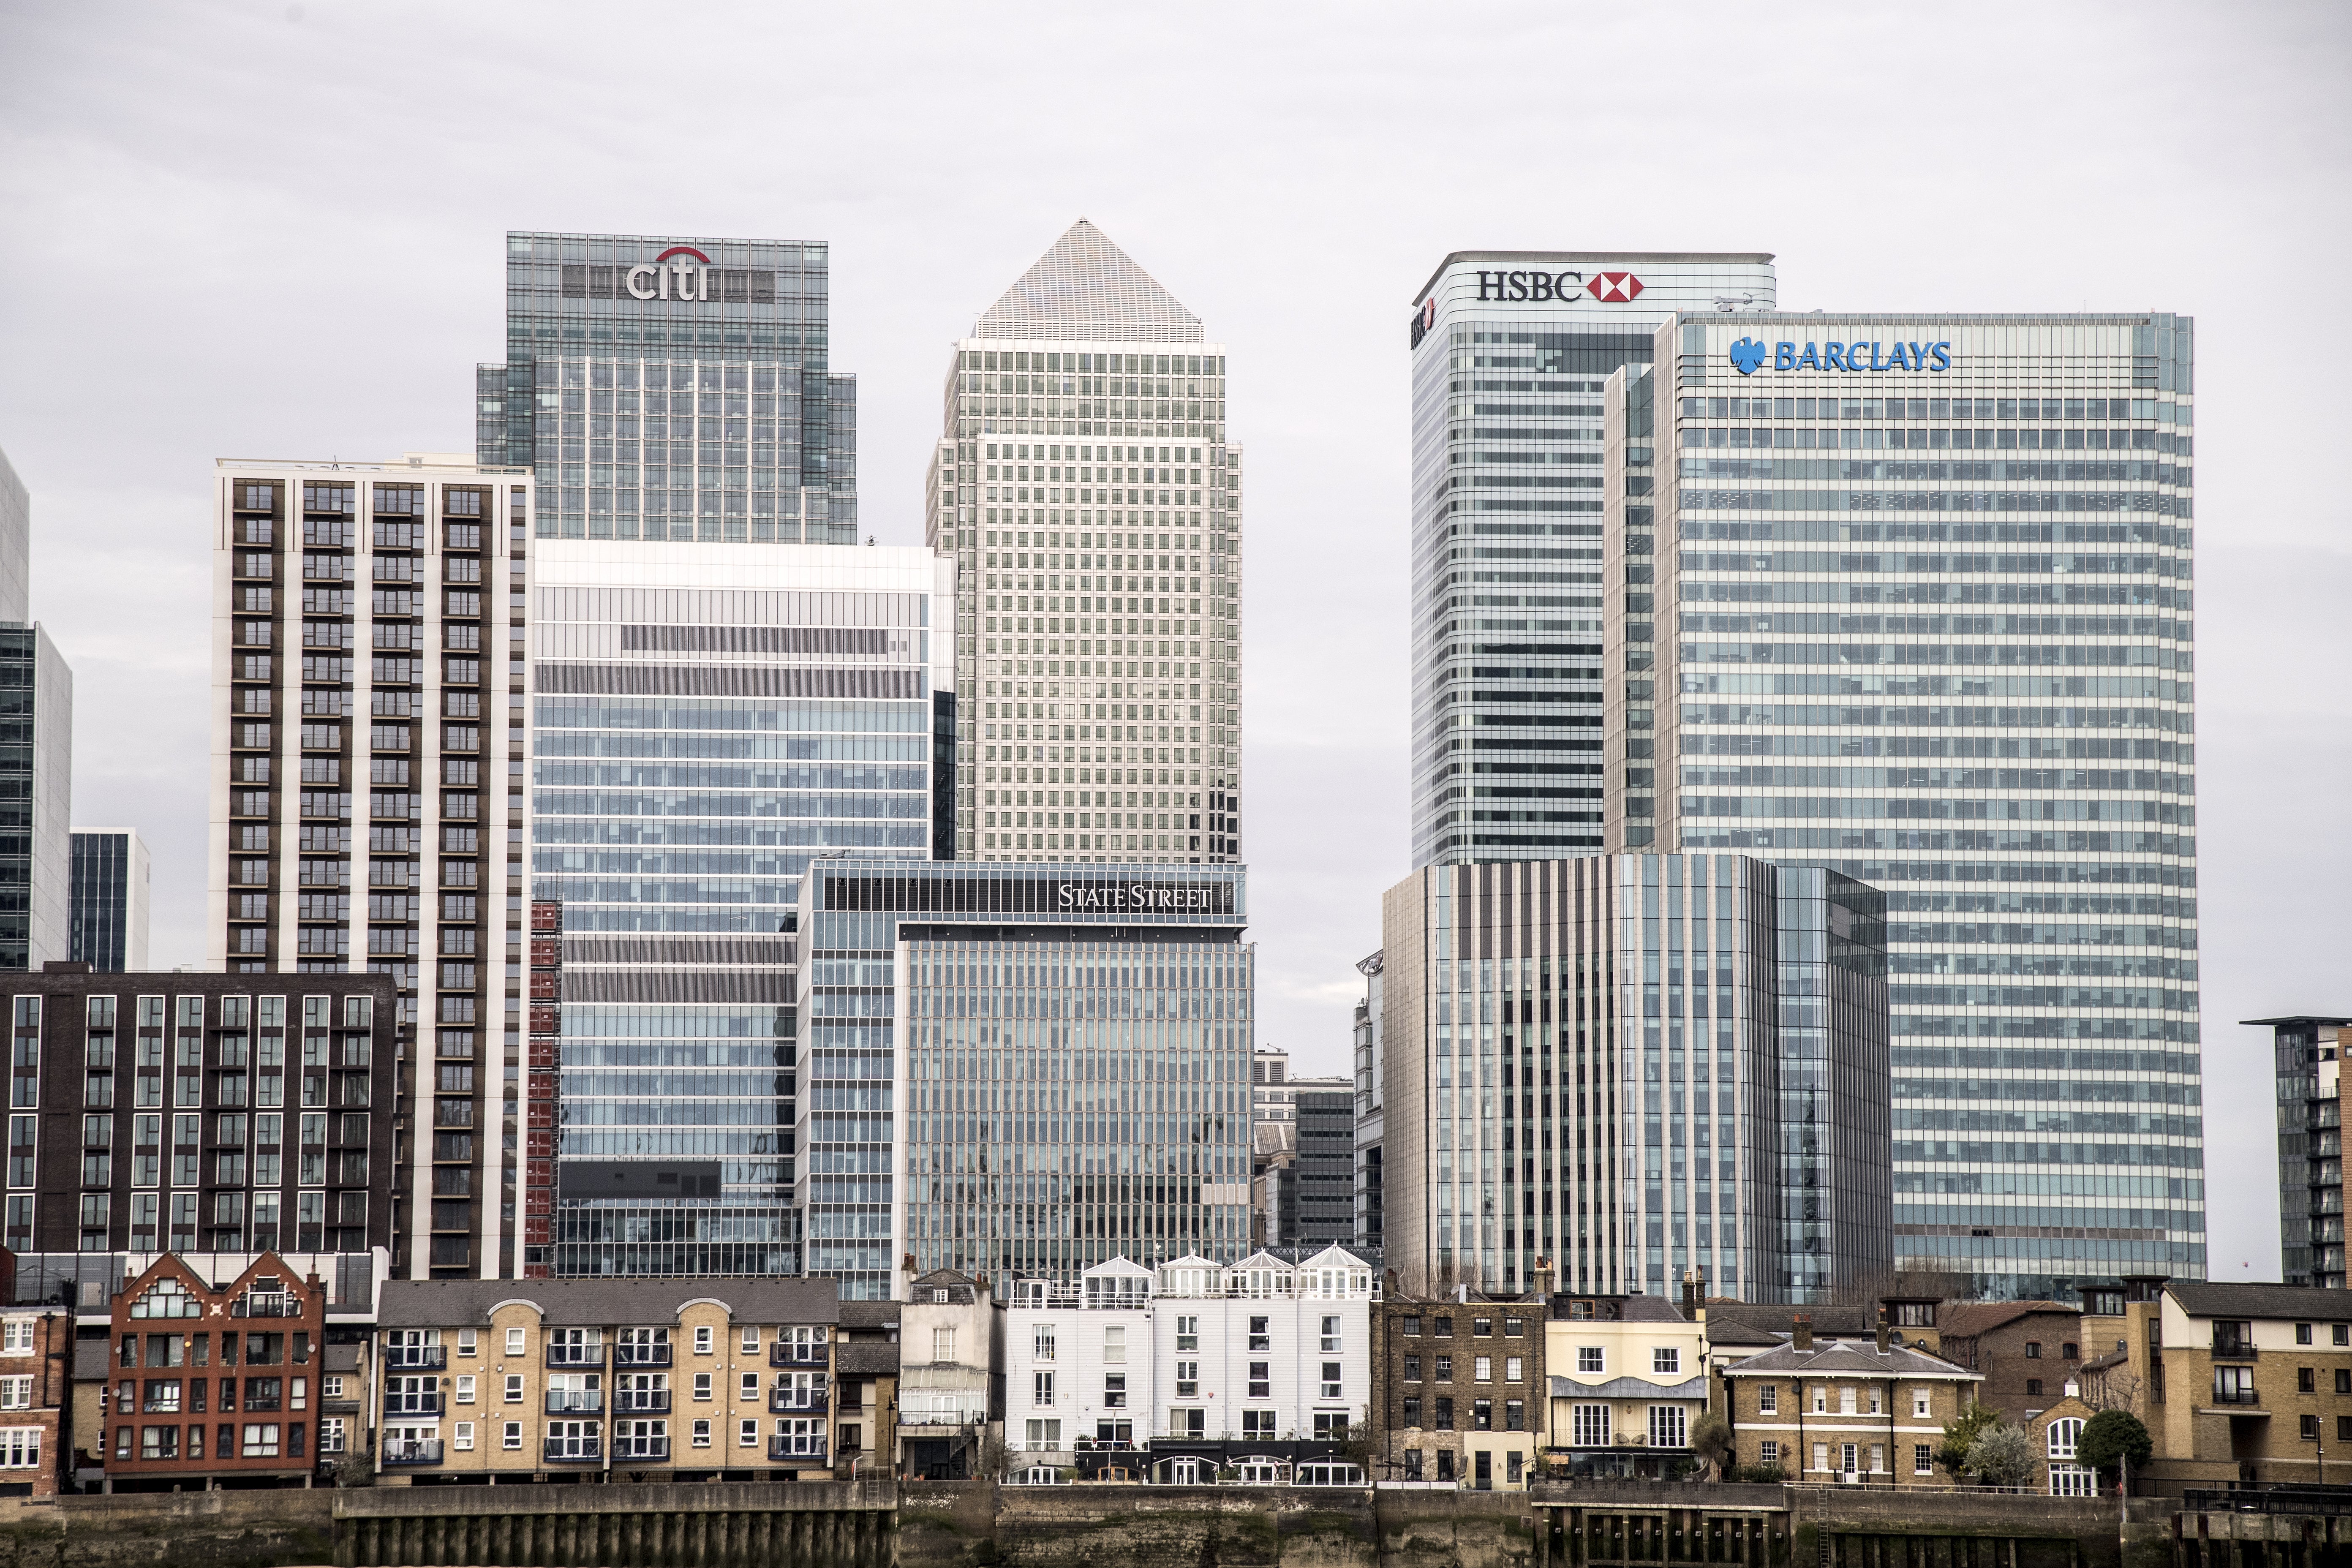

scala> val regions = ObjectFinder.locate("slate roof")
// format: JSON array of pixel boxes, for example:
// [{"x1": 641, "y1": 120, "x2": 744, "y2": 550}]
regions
[
  {"x1": 977, "y1": 221, "x2": 1202, "y2": 339},
  {"x1": 1549, "y1": 1374, "x2": 1709, "y2": 1400},
  {"x1": 837, "y1": 1340, "x2": 901, "y2": 1377},
  {"x1": 325, "y1": 1344, "x2": 363, "y2": 1373},
  {"x1": 72, "y1": 1342, "x2": 109, "y2": 1381},
  {"x1": 1620, "y1": 1295, "x2": 1690, "y2": 1323},
  {"x1": 837, "y1": 1300, "x2": 901, "y2": 1334},
  {"x1": 376, "y1": 1277, "x2": 839, "y2": 1329},
  {"x1": 1703, "y1": 1301, "x2": 1881, "y2": 1338},
  {"x1": 2169, "y1": 1282, "x2": 2352, "y2": 1321},
  {"x1": 1721, "y1": 1339, "x2": 1976, "y2": 1378},
  {"x1": 1938, "y1": 1300, "x2": 2078, "y2": 1339}
]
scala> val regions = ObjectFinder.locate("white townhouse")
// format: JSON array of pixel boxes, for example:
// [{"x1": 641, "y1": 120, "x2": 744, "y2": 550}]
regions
[{"x1": 1006, "y1": 1246, "x2": 1376, "y2": 1483}]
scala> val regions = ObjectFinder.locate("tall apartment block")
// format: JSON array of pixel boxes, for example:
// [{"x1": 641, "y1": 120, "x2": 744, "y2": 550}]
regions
[
  {"x1": 1353, "y1": 949, "x2": 1385, "y2": 1252},
  {"x1": 0, "y1": 446, "x2": 72, "y2": 972},
  {"x1": 1605, "y1": 310, "x2": 2203, "y2": 1298},
  {"x1": 1404, "y1": 253, "x2": 1774, "y2": 869},
  {"x1": 926, "y1": 220, "x2": 1243, "y2": 866},
  {"x1": 70, "y1": 829, "x2": 150, "y2": 971},
  {"x1": 478, "y1": 232, "x2": 858, "y2": 546},
  {"x1": 2250, "y1": 1015, "x2": 2352, "y2": 1288},
  {"x1": 795, "y1": 859, "x2": 1255, "y2": 1297},
  {"x1": 1380, "y1": 853, "x2": 1891, "y2": 1302},
  {"x1": 210, "y1": 457, "x2": 532, "y2": 1280},
  {"x1": 525, "y1": 541, "x2": 954, "y2": 1277}
]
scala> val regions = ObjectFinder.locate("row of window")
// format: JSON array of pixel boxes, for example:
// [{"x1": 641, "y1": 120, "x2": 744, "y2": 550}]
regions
[
  {"x1": 1030, "y1": 1314, "x2": 1339, "y2": 1359},
  {"x1": 1032, "y1": 1364, "x2": 1346, "y2": 1403},
  {"x1": 116, "y1": 1422, "x2": 298, "y2": 1461},
  {"x1": 388, "y1": 1324, "x2": 827, "y2": 1356},
  {"x1": 1753, "y1": 1384, "x2": 1937, "y2": 1417},
  {"x1": 1394, "y1": 1313, "x2": 1527, "y2": 1338},
  {"x1": 1752, "y1": 1437, "x2": 1931, "y2": 1475},
  {"x1": 1689, "y1": 426, "x2": 2182, "y2": 453},
  {"x1": 1682, "y1": 398, "x2": 2173, "y2": 423},
  {"x1": 1397, "y1": 1353, "x2": 1530, "y2": 1383},
  {"x1": 1398, "y1": 1394, "x2": 1527, "y2": 1432},
  {"x1": 382, "y1": 1416, "x2": 821, "y2": 1454}
]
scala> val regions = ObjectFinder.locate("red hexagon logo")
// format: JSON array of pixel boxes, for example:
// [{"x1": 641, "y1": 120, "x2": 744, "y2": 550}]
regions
[{"x1": 1589, "y1": 272, "x2": 1644, "y2": 303}]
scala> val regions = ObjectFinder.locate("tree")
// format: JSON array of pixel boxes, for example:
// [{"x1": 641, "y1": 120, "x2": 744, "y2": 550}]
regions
[
  {"x1": 1962, "y1": 1424, "x2": 2036, "y2": 1489},
  {"x1": 1937, "y1": 1402, "x2": 2002, "y2": 1477},
  {"x1": 2075, "y1": 1410, "x2": 2153, "y2": 1482},
  {"x1": 1690, "y1": 1411, "x2": 1735, "y2": 1478}
]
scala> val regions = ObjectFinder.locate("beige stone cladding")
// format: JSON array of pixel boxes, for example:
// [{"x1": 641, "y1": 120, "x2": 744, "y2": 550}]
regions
[{"x1": 371, "y1": 1277, "x2": 838, "y2": 1484}]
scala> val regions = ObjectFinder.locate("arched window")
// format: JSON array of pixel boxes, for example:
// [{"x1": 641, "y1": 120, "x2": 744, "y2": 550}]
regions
[
  {"x1": 130, "y1": 1277, "x2": 199, "y2": 1319},
  {"x1": 2047, "y1": 1417, "x2": 2083, "y2": 1459}
]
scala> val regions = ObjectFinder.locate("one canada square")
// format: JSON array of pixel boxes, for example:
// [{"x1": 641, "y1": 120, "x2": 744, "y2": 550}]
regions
[{"x1": 925, "y1": 221, "x2": 1244, "y2": 866}]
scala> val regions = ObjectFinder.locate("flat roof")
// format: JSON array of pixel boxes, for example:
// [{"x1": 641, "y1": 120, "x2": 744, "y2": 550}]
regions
[{"x1": 1413, "y1": 250, "x2": 1775, "y2": 305}]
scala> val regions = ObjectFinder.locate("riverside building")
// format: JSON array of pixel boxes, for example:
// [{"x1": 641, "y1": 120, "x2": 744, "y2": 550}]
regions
[
  {"x1": 210, "y1": 455, "x2": 532, "y2": 1279},
  {"x1": 526, "y1": 542, "x2": 954, "y2": 1277},
  {"x1": 926, "y1": 220, "x2": 1243, "y2": 867},
  {"x1": 1379, "y1": 853, "x2": 1891, "y2": 1302},
  {"x1": 1405, "y1": 252, "x2": 1775, "y2": 870},
  {"x1": 793, "y1": 859, "x2": 1255, "y2": 1298},
  {"x1": 479, "y1": 231, "x2": 858, "y2": 546},
  {"x1": 1606, "y1": 310, "x2": 2203, "y2": 1298}
]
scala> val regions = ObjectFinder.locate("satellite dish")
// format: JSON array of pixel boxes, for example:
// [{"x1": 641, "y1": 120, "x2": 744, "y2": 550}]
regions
[{"x1": 1891, "y1": 1332, "x2": 1908, "y2": 1348}]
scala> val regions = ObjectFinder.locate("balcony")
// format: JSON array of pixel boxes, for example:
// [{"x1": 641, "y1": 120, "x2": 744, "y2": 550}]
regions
[
  {"x1": 2212, "y1": 1340, "x2": 2259, "y2": 1361},
  {"x1": 613, "y1": 1436, "x2": 670, "y2": 1462},
  {"x1": 546, "y1": 1390, "x2": 605, "y2": 1415},
  {"x1": 383, "y1": 1439, "x2": 443, "y2": 1466},
  {"x1": 770, "y1": 1382, "x2": 830, "y2": 1414},
  {"x1": 546, "y1": 1343, "x2": 605, "y2": 1369},
  {"x1": 383, "y1": 1395, "x2": 441, "y2": 1417},
  {"x1": 614, "y1": 1343, "x2": 672, "y2": 1369},
  {"x1": 384, "y1": 1346, "x2": 446, "y2": 1371},
  {"x1": 613, "y1": 1389, "x2": 671, "y2": 1415},
  {"x1": 768, "y1": 1439, "x2": 829, "y2": 1466},
  {"x1": 2212, "y1": 1385, "x2": 2264, "y2": 1407},
  {"x1": 770, "y1": 1343, "x2": 828, "y2": 1368},
  {"x1": 544, "y1": 1441, "x2": 603, "y2": 1465}
]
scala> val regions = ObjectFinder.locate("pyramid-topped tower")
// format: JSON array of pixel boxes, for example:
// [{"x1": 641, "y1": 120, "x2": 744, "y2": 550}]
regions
[{"x1": 923, "y1": 222, "x2": 1245, "y2": 871}]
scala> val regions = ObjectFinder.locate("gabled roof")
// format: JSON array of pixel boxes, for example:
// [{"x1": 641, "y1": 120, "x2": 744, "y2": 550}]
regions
[
  {"x1": 1298, "y1": 1244, "x2": 1375, "y2": 1269},
  {"x1": 1722, "y1": 1339, "x2": 1976, "y2": 1379},
  {"x1": 1083, "y1": 1257, "x2": 1154, "y2": 1277},
  {"x1": 976, "y1": 221, "x2": 1203, "y2": 343},
  {"x1": 1232, "y1": 1251, "x2": 1296, "y2": 1272},
  {"x1": 1620, "y1": 1295, "x2": 1690, "y2": 1323},
  {"x1": 1938, "y1": 1300, "x2": 2078, "y2": 1339},
  {"x1": 2169, "y1": 1282, "x2": 2352, "y2": 1321},
  {"x1": 910, "y1": 1267, "x2": 977, "y2": 1289},
  {"x1": 1161, "y1": 1253, "x2": 1221, "y2": 1271},
  {"x1": 377, "y1": 1277, "x2": 838, "y2": 1329},
  {"x1": 837, "y1": 1300, "x2": 901, "y2": 1333}
]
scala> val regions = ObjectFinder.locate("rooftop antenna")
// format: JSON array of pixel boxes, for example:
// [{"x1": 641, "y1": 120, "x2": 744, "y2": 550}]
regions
[{"x1": 1712, "y1": 294, "x2": 1754, "y2": 313}]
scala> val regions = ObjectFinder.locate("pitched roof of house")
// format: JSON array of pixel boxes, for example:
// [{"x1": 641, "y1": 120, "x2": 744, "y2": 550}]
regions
[
  {"x1": 1938, "y1": 1300, "x2": 2079, "y2": 1339},
  {"x1": 1621, "y1": 1295, "x2": 1690, "y2": 1323},
  {"x1": 376, "y1": 1277, "x2": 839, "y2": 1329},
  {"x1": 976, "y1": 221, "x2": 1202, "y2": 340},
  {"x1": 836, "y1": 1301, "x2": 901, "y2": 1333},
  {"x1": 836, "y1": 1340, "x2": 901, "y2": 1377},
  {"x1": 1721, "y1": 1339, "x2": 1976, "y2": 1379},
  {"x1": 2169, "y1": 1282, "x2": 2352, "y2": 1321}
]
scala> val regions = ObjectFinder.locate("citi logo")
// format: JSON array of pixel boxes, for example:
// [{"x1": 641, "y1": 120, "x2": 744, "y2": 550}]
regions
[{"x1": 626, "y1": 246, "x2": 714, "y2": 301}]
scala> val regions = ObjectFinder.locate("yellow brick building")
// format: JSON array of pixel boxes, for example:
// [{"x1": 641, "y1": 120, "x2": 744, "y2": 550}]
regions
[
  {"x1": 371, "y1": 1278, "x2": 839, "y2": 1484},
  {"x1": 1718, "y1": 1315, "x2": 1980, "y2": 1486}
]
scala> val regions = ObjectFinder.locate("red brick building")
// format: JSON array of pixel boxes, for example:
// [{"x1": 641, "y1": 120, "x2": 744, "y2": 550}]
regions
[
  {"x1": 105, "y1": 1253, "x2": 325, "y2": 1491},
  {"x1": 1936, "y1": 1300, "x2": 2085, "y2": 1424},
  {"x1": 0, "y1": 1258, "x2": 72, "y2": 1499}
]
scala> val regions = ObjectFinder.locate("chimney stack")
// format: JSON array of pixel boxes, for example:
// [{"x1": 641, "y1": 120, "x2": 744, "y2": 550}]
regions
[
  {"x1": 1792, "y1": 1313, "x2": 1813, "y2": 1351},
  {"x1": 1532, "y1": 1257, "x2": 1555, "y2": 1301},
  {"x1": 1875, "y1": 1306, "x2": 1890, "y2": 1353},
  {"x1": 1680, "y1": 1269, "x2": 1702, "y2": 1320}
]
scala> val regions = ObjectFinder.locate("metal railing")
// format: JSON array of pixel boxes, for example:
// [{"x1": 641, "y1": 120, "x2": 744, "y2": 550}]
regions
[
  {"x1": 546, "y1": 1390, "x2": 605, "y2": 1415},
  {"x1": 770, "y1": 1343, "x2": 828, "y2": 1367},
  {"x1": 546, "y1": 1343, "x2": 605, "y2": 1368},
  {"x1": 770, "y1": 1385, "x2": 830, "y2": 1413},
  {"x1": 614, "y1": 1437, "x2": 670, "y2": 1462},
  {"x1": 768, "y1": 1438, "x2": 829, "y2": 1465},
  {"x1": 615, "y1": 1344, "x2": 672, "y2": 1368},
  {"x1": 383, "y1": 1440, "x2": 443, "y2": 1466},
  {"x1": 2212, "y1": 1339, "x2": 2259, "y2": 1361},
  {"x1": 544, "y1": 1441, "x2": 602, "y2": 1465},
  {"x1": 2183, "y1": 1489, "x2": 2352, "y2": 1516},
  {"x1": 383, "y1": 1346, "x2": 446, "y2": 1371},
  {"x1": 382, "y1": 1394, "x2": 438, "y2": 1416},
  {"x1": 614, "y1": 1390, "x2": 671, "y2": 1414}
]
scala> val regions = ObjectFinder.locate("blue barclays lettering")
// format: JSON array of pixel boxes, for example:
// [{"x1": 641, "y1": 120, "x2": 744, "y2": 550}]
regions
[{"x1": 1732, "y1": 338, "x2": 1955, "y2": 375}]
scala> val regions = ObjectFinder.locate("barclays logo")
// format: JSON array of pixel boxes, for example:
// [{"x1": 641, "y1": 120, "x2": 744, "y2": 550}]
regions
[{"x1": 1729, "y1": 337, "x2": 1954, "y2": 375}]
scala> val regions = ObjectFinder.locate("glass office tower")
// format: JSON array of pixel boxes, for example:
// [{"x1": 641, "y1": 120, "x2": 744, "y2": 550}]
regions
[
  {"x1": 70, "y1": 828, "x2": 150, "y2": 971},
  {"x1": 1379, "y1": 853, "x2": 1889, "y2": 1303},
  {"x1": 795, "y1": 860, "x2": 1254, "y2": 1298},
  {"x1": 527, "y1": 541, "x2": 953, "y2": 1276},
  {"x1": 2248, "y1": 1014, "x2": 2352, "y2": 1287},
  {"x1": 0, "y1": 444, "x2": 71, "y2": 972},
  {"x1": 1405, "y1": 252, "x2": 1775, "y2": 870},
  {"x1": 1614, "y1": 310, "x2": 2203, "y2": 1298},
  {"x1": 479, "y1": 231, "x2": 858, "y2": 546},
  {"x1": 926, "y1": 221, "x2": 1243, "y2": 867}
]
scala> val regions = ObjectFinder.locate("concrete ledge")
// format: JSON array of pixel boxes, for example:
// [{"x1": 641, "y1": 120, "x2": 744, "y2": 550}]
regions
[{"x1": 335, "y1": 1476, "x2": 898, "y2": 1517}]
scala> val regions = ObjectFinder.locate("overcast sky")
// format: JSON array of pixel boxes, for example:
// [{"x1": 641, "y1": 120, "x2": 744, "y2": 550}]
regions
[{"x1": 2, "y1": 0, "x2": 2346, "y2": 1278}]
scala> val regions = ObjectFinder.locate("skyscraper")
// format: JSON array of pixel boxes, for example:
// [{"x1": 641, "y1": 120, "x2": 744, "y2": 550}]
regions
[
  {"x1": 1380, "y1": 853, "x2": 1891, "y2": 1300},
  {"x1": 2245, "y1": 1014, "x2": 2350, "y2": 1288},
  {"x1": 70, "y1": 828, "x2": 150, "y2": 972},
  {"x1": 0, "y1": 444, "x2": 72, "y2": 972},
  {"x1": 211, "y1": 455, "x2": 532, "y2": 1279},
  {"x1": 479, "y1": 232, "x2": 858, "y2": 547},
  {"x1": 926, "y1": 221, "x2": 1243, "y2": 867},
  {"x1": 525, "y1": 541, "x2": 954, "y2": 1277},
  {"x1": 1607, "y1": 310, "x2": 2202, "y2": 1298},
  {"x1": 1405, "y1": 252, "x2": 1775, "y2": 870}
]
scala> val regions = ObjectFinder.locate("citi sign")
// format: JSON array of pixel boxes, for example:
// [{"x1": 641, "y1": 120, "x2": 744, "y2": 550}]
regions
[
  {"x1": 1729, "y1": 336, "x2": 1953, "y2": 375},
  {"x1": 626, "y1": 245, "x2": 719, "y2": 301},
  {"x1": 1474, "y1": 269, "x2": 1643, "y2": 303}
]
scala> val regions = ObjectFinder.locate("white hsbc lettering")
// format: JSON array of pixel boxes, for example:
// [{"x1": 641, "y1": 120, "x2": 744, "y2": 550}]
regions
[{"x1": 626, "y1": 260, "x2": 711, "y2": 302}]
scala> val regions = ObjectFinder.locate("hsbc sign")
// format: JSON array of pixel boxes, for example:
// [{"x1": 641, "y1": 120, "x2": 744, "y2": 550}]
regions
[{"x1": 1475, "y1": 269, "x2": 1644, "y2": 303}]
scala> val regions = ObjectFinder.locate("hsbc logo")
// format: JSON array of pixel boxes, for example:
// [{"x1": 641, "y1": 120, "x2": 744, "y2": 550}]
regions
[
  {"x1": 1409, "y1": 296, "x2": 1437, "y2": 349},
  {"x1": 1473, "y1": 269, "x2": 1645, "y2": 304}
]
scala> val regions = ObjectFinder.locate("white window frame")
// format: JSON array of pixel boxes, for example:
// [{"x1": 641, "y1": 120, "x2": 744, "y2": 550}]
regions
[
  {"x1": 1034, "y1": 1371, "x2": 1055, "y2": 1407},
  {"x1": 454, "y1": 1375, "x2": 475, "y2": 1405},
  {"x1": 1571, "y1": 1403, "x2": 1610, "y2": 1446},
  {"x1": 1652, "y1": 1347, "x2": 1680, "y2": 1375},
  {"x1": 502, "y1": 1421, "x2": 523, "y2": 1450},
  {"x1": 695, "y1": 1326, "x2": 713, "y2": 1355},
  {"x1": 1577, "y1": 1346, "x2": 1603, "y2": 1372},
  {"x1": 1759, "y1": 1385, "x2": 1778, "y2": 1415},
  {"x1": 1649, "y1": 1405, "x2": 1688, "y2": 1449},
  {"x1": 691, "y1": 1418, "x2": 712, "y2": 1447},
  {"x1": 453, "y1": 1421, "x2": 474, "y2": 1452},
  {"x1": 506, "y1": 1327, "x2": 525, "y2": 1356}
]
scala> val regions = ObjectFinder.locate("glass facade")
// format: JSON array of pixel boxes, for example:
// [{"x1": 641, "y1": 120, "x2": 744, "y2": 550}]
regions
[
  {"x1": 795, "y1": 860, "x2": 1255, "y2": 1297},
  {"x1": 2251, "y1": 1015, "x2": 2352, "y2": 1287},
  {"x1": 1405, "y1": 253, "x2": 1776, "y2": 869},
  {"x1": 211, "y1": 460, "x2": 529, "y2": 1279},
  {"x1": 1378, "y1": 853, "x2": 1890, "y2": 1303},
  {"x1": 928, "y1": 221, "x2": 1242, "y2": 868},
  {"x1": 1621, "y1": 312, "x2": 2204, "y2": 1298},
  {"x1": 69, "y1": 830, "x2": 148, "y2": 972},
  {"x1": 527, "y1": 543, "x2": 950, "y2": 1276},
  {"x1": 481, "y1": 232, "x2": 857, "y2": 546}
]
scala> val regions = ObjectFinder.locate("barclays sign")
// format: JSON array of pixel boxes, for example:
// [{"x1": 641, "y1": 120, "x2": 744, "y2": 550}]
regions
[{"x1": 1729, "y1": 336, "x2": 1952, "y2": 376}]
